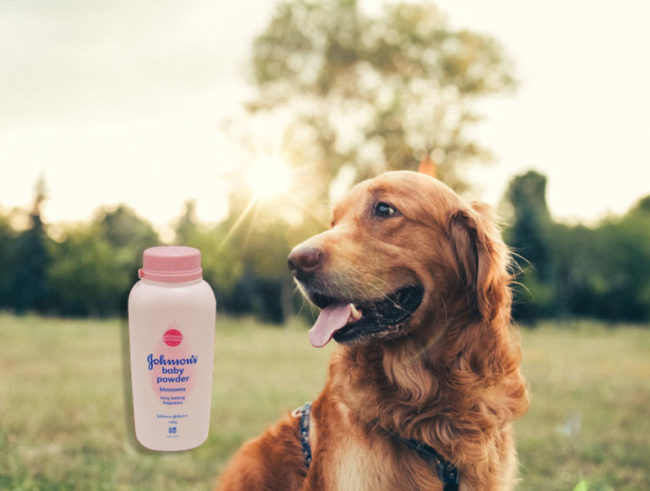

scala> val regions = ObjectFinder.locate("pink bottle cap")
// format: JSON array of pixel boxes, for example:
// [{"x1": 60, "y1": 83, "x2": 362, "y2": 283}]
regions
[{"x1": 139, "y1": 246, "x2": 202, "y2": 283}]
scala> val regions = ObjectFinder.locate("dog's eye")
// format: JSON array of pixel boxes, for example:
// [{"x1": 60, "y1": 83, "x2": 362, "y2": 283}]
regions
[{"x1": 373, "y1": 201, "x2": 399, "y2": 218}]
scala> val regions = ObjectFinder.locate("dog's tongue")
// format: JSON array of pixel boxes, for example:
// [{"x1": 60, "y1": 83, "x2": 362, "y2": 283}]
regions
[{"x1": 309, "y1": 303, "x2": 355, "y2": 348}]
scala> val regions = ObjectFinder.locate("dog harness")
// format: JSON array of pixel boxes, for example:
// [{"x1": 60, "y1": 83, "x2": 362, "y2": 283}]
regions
[
  {"x1": 293, "y1": 402, "x2": 313, "y2": 467},
  {"x1": 292, "y1": 402, "x2": 460, "y2": 491}
]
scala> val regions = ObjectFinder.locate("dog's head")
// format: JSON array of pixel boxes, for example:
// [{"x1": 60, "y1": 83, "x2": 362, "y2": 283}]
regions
[{"x1": 288, "y1": 171, "x2": 511, "y2": 347}]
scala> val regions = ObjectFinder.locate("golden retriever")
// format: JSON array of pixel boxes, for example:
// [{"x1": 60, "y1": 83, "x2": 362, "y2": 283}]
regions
[{"x1": 217, "y1": 171, "x2": 528, "y2": 490}]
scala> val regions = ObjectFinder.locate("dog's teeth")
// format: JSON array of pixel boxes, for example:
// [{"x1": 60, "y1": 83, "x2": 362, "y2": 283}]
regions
[{"x1": 349, "y1": 304, "x2": 362, "y2": 322}]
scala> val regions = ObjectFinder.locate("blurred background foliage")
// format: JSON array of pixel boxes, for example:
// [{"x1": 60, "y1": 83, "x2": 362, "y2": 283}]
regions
[
  {"x1": 504, "y1": 171, "x2": 650, "y2": 324},
  {"x1": 1, "y1": 0, "x2": 649, "y2": 325},
  {"x1": 248, "y1": 0, "x2": 513, "y2": 192}
]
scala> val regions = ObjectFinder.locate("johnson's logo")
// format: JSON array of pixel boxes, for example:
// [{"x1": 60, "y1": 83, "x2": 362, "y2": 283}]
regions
[
  {"x1": 163, "y1": 328, "x2": 183, "y2": 347},
  {"x1": 147, "y1": 353, "x2": 198, "y2": 371}
]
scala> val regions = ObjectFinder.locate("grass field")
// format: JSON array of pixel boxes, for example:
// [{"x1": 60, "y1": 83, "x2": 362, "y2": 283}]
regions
[{"x1": 1, "y1": 314, "x2": 649, "y2": 490}]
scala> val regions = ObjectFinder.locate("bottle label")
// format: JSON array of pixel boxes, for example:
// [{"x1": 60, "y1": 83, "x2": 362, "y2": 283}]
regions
[{"x1": 146, "y1": 322, "x2": 198, "y2": 407}]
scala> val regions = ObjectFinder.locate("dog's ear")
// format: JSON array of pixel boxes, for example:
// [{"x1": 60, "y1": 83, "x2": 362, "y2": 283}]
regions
[{"x1": 449, "y1": 202, "x2": 511, "y2": 322}]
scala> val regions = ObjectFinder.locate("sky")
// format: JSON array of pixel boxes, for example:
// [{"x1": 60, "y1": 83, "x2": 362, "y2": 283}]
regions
[{"x1": 1, "y1": 0, "x2": 649, "y2": 236}]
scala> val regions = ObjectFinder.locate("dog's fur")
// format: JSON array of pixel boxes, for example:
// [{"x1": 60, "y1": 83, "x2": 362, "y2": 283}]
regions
[{"x1": 217, "y1": 171, "x2": 528, "y2": 490}]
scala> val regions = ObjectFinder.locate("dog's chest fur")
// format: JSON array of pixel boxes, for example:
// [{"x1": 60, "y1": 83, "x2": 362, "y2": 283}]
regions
[
  {"x1": 325, "y1": 434, "x2": 453, "y2": 491},
  {"x1": 329, "y1": 436, "x2": 395, "y2": 491},
  {"x1": 315, "y1": 401, "x2": 432, "y2": 491}
]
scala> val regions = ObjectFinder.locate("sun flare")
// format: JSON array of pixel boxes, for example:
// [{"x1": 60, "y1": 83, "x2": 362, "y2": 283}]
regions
[{"x1": 245, "y1": 153, "x2": 293, "y2": 201}]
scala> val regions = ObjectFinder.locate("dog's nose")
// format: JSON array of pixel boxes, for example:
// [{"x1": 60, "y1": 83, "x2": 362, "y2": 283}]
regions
[{"x1": 288, "y1": 246, "x2": 322, "y2": 280}]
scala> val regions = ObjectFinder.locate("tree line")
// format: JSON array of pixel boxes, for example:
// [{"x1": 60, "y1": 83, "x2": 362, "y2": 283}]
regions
[
  {"x1": 0, "y1": 170, "x2": 648, "y2": 324},
  {"x1": 506, "y1": 171, "x2": 650, "y2": 324},
  {"x1": 0, "y1": 191, "x2": 293, "y2": 322}
]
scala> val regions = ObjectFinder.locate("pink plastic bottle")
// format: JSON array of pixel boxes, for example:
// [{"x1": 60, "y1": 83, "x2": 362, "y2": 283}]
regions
[{"x1": 128, "y1": 246, "x2": 216, "y2": 451}]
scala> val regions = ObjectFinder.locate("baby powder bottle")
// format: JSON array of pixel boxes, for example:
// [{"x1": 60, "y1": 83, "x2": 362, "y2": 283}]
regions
[{"x1": 128, "y1": 246, "x2": 216, "y2": 451}]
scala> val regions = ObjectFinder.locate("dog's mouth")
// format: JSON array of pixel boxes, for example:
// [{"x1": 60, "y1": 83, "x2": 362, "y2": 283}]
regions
[{"x1": 306, "y1": 285, "x2": 424, "y2": 347}]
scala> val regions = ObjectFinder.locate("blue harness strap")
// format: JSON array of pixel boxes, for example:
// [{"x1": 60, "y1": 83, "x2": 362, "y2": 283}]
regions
[
  {"x1": 292, "y1": 401, "x2": 459, "y2": 490},
  {"x1": 292, "y1": 402, "x2": 312, "y2": 467},
  {"x1": 401, "y1": 437, "x2": 460, "y2": 491}
]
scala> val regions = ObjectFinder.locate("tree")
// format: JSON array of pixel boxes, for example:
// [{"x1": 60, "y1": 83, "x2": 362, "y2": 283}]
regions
[
  {"x1": 48, "y1": 223, "x2": 131, "y2": 316},
  {"x1": 230, "y1": 211, "x2": 298, "y2": 323},
  {"x1": 587, "y1": 199, "x2": 650, "y2": 321},
  {"x1": 48, "y1": 204, "x2": 159, "y2": 316},
  {"x1": 503, "y1": 170, "x2": 554, "y2": 321},
  {"x1": 504, "y1": 171, "x2": 553, "y2": 278},
  {"x1": 249, "y1": 0, "x2": 515, "y2": 194},
  {"x1": 11, "y1": 177, "x2": 51, "y2": 314},
  {"x1": 99, "y1": 205, "x2": 159, "y2": 312},
  {"x1": 551, "y1": 223, "x2": 598, "y2": 318},
  {"x1": 179, "y1": 223, "x2": 244, "y2": 306},
  {"x1": 0, "y1": 210, "x2": 17, "y2": 308},
  {"x1": 174, "y1": 200, "x2": 199, "y2": 245},
  {"x1": 99, "y1": 204, "x2": 158, "y2": 252},
  {"x1": 201, "y1": 199, "x2": 297, "y2": 323}
]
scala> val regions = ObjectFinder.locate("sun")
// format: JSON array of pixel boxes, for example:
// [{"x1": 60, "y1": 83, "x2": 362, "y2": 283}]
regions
[{"x1": 245, "y1": 153, "x2": 293, "y2": 201}]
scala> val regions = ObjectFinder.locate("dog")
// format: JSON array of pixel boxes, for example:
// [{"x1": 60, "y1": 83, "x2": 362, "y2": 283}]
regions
[{"x1": 217, "y1": 171, "x2": 528, "y2": 490}]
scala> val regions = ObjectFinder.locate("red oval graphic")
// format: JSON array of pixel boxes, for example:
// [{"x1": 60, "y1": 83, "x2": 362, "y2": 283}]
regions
[{"x1": 163, "y1": 328, "x2": 183, "y2": 347}]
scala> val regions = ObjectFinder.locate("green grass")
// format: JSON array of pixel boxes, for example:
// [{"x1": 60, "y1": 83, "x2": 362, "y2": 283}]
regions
[
  {"x1": 1, "y1": 314, "x2": 648, "y2": 490},
  {"x1": 517, "y1": 320, "x2": 650, "y2": 490}
]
